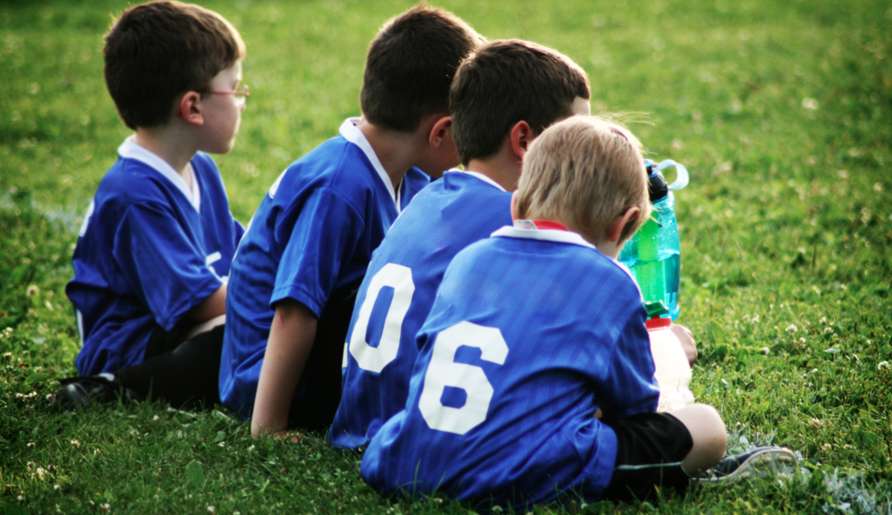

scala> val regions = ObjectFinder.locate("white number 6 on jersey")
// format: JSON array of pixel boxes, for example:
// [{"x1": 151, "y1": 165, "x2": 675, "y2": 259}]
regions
[
  {"x1": 348, "y1": 263, "x2": 415, "y2": 373},
  {"x1": 419, "y1": 321, "x2": 509, "y2": 435}
]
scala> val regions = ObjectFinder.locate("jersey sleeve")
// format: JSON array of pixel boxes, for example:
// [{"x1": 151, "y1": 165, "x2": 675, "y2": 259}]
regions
[
  {"x1": 270, "y1": 188, "x2": 363, "y2": 317},
  {"x1": 113, "y1": 202, "x2": 223, "y2": 332},
  {"x1": 599, "y1": 307, "x2": 660, "y2": 418}
]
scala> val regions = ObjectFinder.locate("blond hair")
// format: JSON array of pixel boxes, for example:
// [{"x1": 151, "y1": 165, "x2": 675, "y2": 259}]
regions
[{"x1": 515, "y1": 115, "x2": 650, "y2": 244}]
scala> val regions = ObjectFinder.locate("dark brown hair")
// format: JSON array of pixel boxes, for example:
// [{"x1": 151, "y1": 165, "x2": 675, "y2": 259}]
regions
[
  {"x1": 104, "y1": 1, "x2": 246, "y2": 129},
  {"x1": 450, "y1": 39, "x2": 590, "y2": 164},
  {"x1": 360, "y1": 5, "x2": 481, "y2": 132}
]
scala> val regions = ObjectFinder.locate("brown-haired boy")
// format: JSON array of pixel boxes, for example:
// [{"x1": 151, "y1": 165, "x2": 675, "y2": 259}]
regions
[
  {"x1": 217, "y1": 6, "x2": 482, "y2": 436},
  {"x1": 360, "y1": 116, "x2": 730, "y2": 505},
  {"x1": 329, "y1": 39, "x2": 590, "y2": 449},
  {"x1": 58, "y1": 1, "x2": 247, "y2": 409}
]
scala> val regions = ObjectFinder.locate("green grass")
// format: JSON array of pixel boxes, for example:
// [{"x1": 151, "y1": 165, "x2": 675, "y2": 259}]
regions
[{"x1": 2, "y1": 0, "x2": 891, "y2": 512}]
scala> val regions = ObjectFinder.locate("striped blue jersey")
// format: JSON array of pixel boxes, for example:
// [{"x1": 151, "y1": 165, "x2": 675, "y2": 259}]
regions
[
  {"x1": 329, "y1": 171, "x2": 512, "y2": 449},
  {"x1": 67, "y1": 137, "x2": 243, "y2": 375},
  {"x1": 218, "y1": 118, "x2": 430, "y2": 421},
  {"x1": 360, "y1": 222, "x2": 658, "y2": 506}
]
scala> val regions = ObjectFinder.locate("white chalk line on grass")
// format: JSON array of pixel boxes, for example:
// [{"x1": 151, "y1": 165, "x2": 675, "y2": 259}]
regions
[{"x1": 0, "y1": 190, "x2": 83, "y2": 234}]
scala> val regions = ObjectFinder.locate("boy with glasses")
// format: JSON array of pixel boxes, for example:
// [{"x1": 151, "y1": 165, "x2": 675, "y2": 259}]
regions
[{"x1": 56, "y1": 1, "x2": 248, "y2": 410}]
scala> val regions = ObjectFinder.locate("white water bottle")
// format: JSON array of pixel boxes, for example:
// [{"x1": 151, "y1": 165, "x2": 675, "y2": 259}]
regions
[{"x1": 647, "y1": 318, "x2": 695, "y2": 412}]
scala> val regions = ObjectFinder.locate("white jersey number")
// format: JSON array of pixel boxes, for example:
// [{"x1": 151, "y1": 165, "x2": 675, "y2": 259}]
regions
[
  {"x1": 419, "y1": 321, "x2": 509, "y2": 435},
  {"x1": 347, "y1": 263, "x2": 415, "y2": 373}
]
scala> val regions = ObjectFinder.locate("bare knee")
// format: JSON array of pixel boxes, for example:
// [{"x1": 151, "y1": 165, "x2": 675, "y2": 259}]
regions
[{"x1": 671, "y1": 403, "x2": 727, "y2": 473}]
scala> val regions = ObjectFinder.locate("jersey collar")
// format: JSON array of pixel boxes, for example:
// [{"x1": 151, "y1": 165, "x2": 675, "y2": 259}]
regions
[
  {"x1": 118, "y1": 136, "x2": 201, "y2": 212},
  {"x1": 492, "y1": 219, "x2": 595, "y2": 249},
  {"x1": 446, "y1": 169, "x2": 507, "y2": 192},
  {"x1": 339, "y1": 117, "x2": 402, "y2": 211},
  {"x1": 495, "y1": 220, "x2": 640, "y2": 295}
]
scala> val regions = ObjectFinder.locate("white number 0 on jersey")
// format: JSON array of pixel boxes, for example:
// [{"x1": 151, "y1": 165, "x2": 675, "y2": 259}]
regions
[
  {"x1": 419, "y1": 321, "x2": 509, "y2": 435},
  {"x1": 348, "y1": 263, "x2": 415, "y2": 373}
]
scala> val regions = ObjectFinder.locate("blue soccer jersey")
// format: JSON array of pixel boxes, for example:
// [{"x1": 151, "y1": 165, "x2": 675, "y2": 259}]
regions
[
  {"x1": 360, "y1": 221, "x2": 659, "y2": 506},
  {"x1": 218, "y1": 118, "x2": 429, "y2": 421},
  {"x1": 67, "y1": 137, "x2": 244, "y2": 376},
  {"x1": 329, "y1": 171, "x2": 512, "y2": 449}
]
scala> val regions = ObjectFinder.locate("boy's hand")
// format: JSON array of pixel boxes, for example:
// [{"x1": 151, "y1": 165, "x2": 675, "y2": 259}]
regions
[{"x1": 671, "y1": 324, "x2": 698, "y2": 366}]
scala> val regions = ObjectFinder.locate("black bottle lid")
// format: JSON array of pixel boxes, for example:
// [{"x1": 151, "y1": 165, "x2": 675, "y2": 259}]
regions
[{"x1": 647, "y1": 163, "x2": 669, "y2": 201}]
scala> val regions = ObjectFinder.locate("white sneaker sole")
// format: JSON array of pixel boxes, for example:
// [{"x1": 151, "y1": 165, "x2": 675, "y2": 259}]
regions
[{"x1": 695, "y1": 447, "x2": 798, "y2": 483}]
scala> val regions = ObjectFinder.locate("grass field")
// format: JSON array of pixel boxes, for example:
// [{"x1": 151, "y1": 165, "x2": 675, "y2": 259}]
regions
[{"x1": 2, "y1": 0, "x2": 891, "y2": 512}]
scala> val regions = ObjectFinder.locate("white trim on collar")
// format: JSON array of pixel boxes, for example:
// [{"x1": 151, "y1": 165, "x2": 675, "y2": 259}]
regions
[
  {"x1": 339, "y1": 117, "x2": 400, "y2": 210},
  {"x1": 447, "y1": 169, "x2": 507, "y2": 192},
  {"x1": 118, "y1": 136, "x2": 201, "y2": 212},
  {"x1": 491, "y1": 220, "x2": 595, "y2": 249}
]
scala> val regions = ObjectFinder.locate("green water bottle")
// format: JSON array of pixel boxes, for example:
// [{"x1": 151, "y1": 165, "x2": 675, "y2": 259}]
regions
[{"x1": 619, "y1": 159, "x2": 689, "y2": 321}]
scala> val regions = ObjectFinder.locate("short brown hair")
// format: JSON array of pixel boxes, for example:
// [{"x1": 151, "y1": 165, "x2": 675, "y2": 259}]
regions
[
  {"x1": 104, "y1": 1, "x2": 246, "y2": 129},
  {"x1": 361, "y1": 5, "x2": 481, "y2": 132},
  {"x1": 450, "y1": 39, "x2": 590, "y2": 165},
  {"x1": 515, "y1": 115, "x2": 650, "y2": 244}
]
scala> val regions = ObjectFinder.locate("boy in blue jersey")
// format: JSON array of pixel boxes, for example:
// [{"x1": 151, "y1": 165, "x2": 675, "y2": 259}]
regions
[
  {"x1": 218, "y1": 6, "x2": 482, "y2": 436},
  {"x1": 360, "y1": 116, "x2": 731, "y2": 506},
  {"x1": 56, "y1": 1, "x2": 247, "y2": 409},
  {"x1": 330, "y1": 39, "x2": 592, "y2": 449}
]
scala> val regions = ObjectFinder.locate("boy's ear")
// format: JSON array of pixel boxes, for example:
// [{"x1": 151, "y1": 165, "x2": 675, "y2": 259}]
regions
[
  {"x1": 178, "y1": 91, "x2": 204, "y2": 126},
  {"x1": 608, "y1": 206, "x2": 640, "y2": 244},
  {"x1": 508, "y1": 120, "x2": 533, "y2": 163},
  {"x1": 427, "y1": 115, "x2": 452, "y2": 147}
]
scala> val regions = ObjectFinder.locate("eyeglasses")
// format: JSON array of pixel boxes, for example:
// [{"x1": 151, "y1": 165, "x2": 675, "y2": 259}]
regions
[{"x1": 204, "y1": 84, "x2": 250, "y2": 104}]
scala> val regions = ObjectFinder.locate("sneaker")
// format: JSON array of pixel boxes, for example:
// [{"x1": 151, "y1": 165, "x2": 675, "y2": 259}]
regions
[
  {"x1": 52, "y1": 373, "x2": 131, "y2": 410},
  {"x1": 694, "y1": 446, "x2": 798, "y2": 483}
]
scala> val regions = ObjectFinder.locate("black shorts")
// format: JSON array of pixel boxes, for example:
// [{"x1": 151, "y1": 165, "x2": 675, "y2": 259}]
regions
[
  {"x1": 115, "y1": 324, "x2": 225, "y2": 409},
  {"x1": 602, "y1": 412, "x2": 694, "y2": 501}
]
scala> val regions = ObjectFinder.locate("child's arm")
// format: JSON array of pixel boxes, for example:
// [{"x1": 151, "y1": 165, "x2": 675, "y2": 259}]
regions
[
  {"x1": 115, "y1": 203, "x2": 225, "y2": 334},
  {"x1": 251, "y1": 187, "x2": 361, "y2": 436},
  {"x1": 185, "y1": 284, "x2": 227, "y2": 323},
  {"x1": 181, "y1": 284, "x2": 227, "y2": 339},
  {"x1": 250, "y1": 300, "x2": 317, "y2": 437}
]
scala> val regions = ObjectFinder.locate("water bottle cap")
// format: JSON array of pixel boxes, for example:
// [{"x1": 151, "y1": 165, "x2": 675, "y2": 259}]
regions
[{"x1": 646, "y1": 165, "x2": 669, "y2": 202}]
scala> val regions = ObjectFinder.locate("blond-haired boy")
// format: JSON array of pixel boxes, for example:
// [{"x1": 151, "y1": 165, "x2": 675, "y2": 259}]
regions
[{"x1": 360, "y1": 115, "x2": 730, "y2": 506}]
